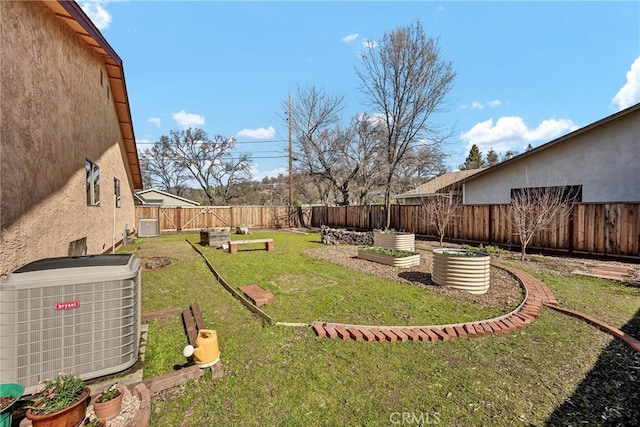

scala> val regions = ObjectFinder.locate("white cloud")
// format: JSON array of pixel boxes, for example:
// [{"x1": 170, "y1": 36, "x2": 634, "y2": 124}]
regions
[
  {"x1": 612, "y1": 56, "x2": 640, "y2": 111},
  {"x1": 362, "y1": 39, "x2": 377, "y2": 49},
  {"x1": 172, "y1": 110, "x2": 205, "y2": 128},
  {"x1": 461, "y1": 116, "x2": 578, "y2": 154},
  {"x1": 148, "y1": 117, "x2": 161, "y2": 128},
  {"x1": 237, "y1": 126, "x2": 276, "y2": 139},
  {"x1": 80, "y1": 1, "x2": 112, "y2": 30},
  {"x1": 249, "y1": 165, "x2": 287, "y2": 182},
  {"x1": 460, "y1": 100, "x2": 502, "y2": 110},
  {"x1": 342, "y1": 33, "x2": 359, "y2": 43}
]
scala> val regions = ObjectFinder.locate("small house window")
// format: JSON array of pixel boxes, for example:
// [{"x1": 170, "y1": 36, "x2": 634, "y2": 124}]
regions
[
  {"x1": 510, "y1": 185, "x2": 582, "y2": 203},
  {"x1": 69, "y1": 237, "x2": 87, "y2": 256},
  {"x1": 114, "y1": 178, "x2": 121, "y2": 208},
  {"x1": 86, "y1": 159, "x2": 100, "y2": 206}
]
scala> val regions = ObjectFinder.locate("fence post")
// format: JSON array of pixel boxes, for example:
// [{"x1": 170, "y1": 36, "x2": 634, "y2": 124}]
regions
[
  {"x1": 176, "y1": 206, "x2": 182, "y2": 232},
  {"x1": 568, "y1": 204, "x2": 575, "y2": 255}
]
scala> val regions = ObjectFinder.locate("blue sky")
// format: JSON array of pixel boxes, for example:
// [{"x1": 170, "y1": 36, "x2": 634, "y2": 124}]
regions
[{"x1": 81, "y1": 1, "x2": 640, "y2": 181}]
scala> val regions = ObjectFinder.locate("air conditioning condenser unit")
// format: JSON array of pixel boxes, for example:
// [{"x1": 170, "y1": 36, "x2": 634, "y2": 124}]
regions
[
  {"x1": 138, "y1": 218, "x2": 159, "y2": 237},
  {"x1": 0, "y1": 254, "x2": 141, "y2": 394}
]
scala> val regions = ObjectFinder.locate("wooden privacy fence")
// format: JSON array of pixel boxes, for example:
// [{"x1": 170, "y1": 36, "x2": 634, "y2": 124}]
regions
[
  {"x1": 135, "y1": 206, "x2": 301, "y2": 232},
  {"x1": 310, "y1": 203, "x2": 640, "y2": 258}
]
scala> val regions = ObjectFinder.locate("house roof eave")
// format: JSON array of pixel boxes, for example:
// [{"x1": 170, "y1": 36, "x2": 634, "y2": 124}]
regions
[
  {"x1": 461, "y1": 103, "x2": 640, "y2": 185},
  {"x1": 44, "y1": 0, "x2": 143, "y2": 190}
]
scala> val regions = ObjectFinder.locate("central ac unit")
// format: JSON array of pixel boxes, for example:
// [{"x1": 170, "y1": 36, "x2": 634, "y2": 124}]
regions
[
  {"x1": 0, "y1": 254, "x2": 141, "y2": 394},
  {"x1": 138, "y1": 218, "x2": 159, "y2": 237}
]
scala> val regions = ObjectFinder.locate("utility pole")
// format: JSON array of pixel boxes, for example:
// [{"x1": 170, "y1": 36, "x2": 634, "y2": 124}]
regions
[{"x1": 288, "y1": 94, "x2": 293, "y2": 227}]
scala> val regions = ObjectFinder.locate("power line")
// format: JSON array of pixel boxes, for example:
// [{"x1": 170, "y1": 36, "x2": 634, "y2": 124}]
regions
[{"x1": 135, "y1": 139, "x2": 288, "y2": 145}]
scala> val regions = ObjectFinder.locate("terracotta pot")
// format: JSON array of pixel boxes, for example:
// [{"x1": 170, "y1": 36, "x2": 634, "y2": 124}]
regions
[
  {"x1": 26, "y1": 386, "x2": 90, "y2": 427},
  {"x1": 92, "y1": 385, "x2": 125, "y2": 421}
]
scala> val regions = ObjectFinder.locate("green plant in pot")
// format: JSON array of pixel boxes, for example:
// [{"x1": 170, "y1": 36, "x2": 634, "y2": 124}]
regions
[
  {"x1": 25, "y1": 372, "x2": 90, "y2": 427},
  {"x1": 92, "y1": 383, "x2": 125, "y2": 421}
]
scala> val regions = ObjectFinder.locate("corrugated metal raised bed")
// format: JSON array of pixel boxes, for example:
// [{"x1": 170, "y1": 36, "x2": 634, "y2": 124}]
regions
[
  {"x1": 373, "y1": 232, "x2": 415, "y2": 251},
  {"x1": 357, "y1": 247, "x2": 421, "y2": 267},
  {"x1": 432, "y1": 248, "x2": 490, "y2": 295}
]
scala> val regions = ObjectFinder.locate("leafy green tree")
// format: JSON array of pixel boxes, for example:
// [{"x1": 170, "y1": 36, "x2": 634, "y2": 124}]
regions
[
  {"x1": 486, "y1": 148, "x2": 499, "y2": 166},
  {"x1": 459, "y1": 144, "x2": 486, "y2": 169}
]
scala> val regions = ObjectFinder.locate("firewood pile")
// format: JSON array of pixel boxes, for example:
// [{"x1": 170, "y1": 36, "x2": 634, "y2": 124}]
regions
[{"x1": 320, "y1": 225, "x2": 373, "y2": 246}]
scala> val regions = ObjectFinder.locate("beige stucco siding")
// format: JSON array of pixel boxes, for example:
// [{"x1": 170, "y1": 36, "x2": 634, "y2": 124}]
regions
[
  {"x1": 463, "y1": 109, "x2": 640, "y2": 205},
  {"x1": 1, "y1": 1, "x2": 136, "y2": 275}
]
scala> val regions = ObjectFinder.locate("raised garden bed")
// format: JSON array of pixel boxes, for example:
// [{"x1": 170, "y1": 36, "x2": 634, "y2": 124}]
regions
[
  {"x1": 373, "y1": 231, "x2": 415, "y2": 251},
  {"x1": 357, "y1": 247, "x2": 421, "y2": 267},
  {"x1": 432, "y1": 248, "x2": 490, "y2": 295}
]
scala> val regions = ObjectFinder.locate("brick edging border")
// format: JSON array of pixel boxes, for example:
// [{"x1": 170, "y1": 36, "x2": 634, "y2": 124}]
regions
[
  {"x1": 544, "y1": 303, "x2": 640, "y2": 352},
  {"x1": 311, "y1": 262, "x2": 640, "y2": 353},
  {"x1": 312, "y1": 263, "x2": 552, "y2": 342}
]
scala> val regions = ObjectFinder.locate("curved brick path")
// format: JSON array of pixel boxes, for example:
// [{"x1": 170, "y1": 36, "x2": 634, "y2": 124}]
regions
[{"x1": 311, "y1": 263, "x2": 640, "y2": 353}]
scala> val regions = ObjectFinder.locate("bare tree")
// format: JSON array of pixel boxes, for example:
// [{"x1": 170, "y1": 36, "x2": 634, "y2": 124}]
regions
[
  {"x1": 356, "y1": 21, "x2": 456, "y2": 229},
  {"x1": 168, "y1": 128, "x2": 252, "y2": 205},
  {"x1": 139, "y1": 135, "x2": 189, "y2": 195},
  {"x1": 421, "y1": 190, "x2": 461, "y2": 245},
  {"x1": 509, "y1": 185, "x2": 574, "y2": 260},
  {"x1": 288, "y1": 86, "x2": 379, "y2": 206}
]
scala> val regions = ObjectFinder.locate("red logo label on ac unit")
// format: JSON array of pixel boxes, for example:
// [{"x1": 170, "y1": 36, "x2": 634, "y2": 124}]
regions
[{"x1": 55, "y1": 301, "x2": 80, "y2": 310}]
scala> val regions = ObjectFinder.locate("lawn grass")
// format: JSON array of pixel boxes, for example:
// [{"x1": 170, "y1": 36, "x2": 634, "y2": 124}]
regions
[
  {"x1": 121, "y1": 232, "x2": 640, "y2": 426},
  {"x1": 529, "y1": 272, "x2": 639, "y2": 332},
  {"x1": 193, "y1": 231, "x2": 512, "y2": 325}
]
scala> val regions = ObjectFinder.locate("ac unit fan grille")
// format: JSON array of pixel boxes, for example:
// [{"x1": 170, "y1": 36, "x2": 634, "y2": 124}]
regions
[{"x1": 4, "y1": 278, "x2": 139, "y2": 392}]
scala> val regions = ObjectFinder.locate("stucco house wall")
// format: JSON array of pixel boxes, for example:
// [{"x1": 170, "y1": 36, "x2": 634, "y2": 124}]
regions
[
  {"x1": 463, "y1": 106, "x2": 640, "y2": 205},
  {"x1": 1, "y1": 1, "x2": 139, "y2": 276}
]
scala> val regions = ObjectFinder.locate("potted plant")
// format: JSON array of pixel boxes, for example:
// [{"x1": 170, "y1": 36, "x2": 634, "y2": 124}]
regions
[
  {"x1": 92, "y1": 383, "x2": 125, "y2": 421},
  {"x1": 25, "y1": 372, "x2": 90, "y2": 427},
  {"x1": 1, "y1": 382, "x2": 24, "y2": 427}
]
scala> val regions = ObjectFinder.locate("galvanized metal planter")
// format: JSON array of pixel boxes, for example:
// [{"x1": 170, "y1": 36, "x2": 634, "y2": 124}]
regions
[
  {"x1": 373, "y1": 232, "x2": 415, "y2": 251},
  {"x1": 357, "y1": 248, "x2": 421, "y2": 267},
  {"x1": 432, "y1": 249, "x2": 491, "y2": 295}
]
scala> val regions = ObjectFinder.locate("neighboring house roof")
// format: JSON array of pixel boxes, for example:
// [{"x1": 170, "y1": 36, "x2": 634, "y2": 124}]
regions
[
  {"x1": 43, "y1": 1, "x2": 142, "y2": 190},
  {"x1": 135, "y1": 189, "x2": 200, "y2": 206},
  {"x1": 461, "y1": 102, "x2": 640, "y2": 185},
  {"x1": 395, "y1": 169, "x2": 487, "y2": 199}
]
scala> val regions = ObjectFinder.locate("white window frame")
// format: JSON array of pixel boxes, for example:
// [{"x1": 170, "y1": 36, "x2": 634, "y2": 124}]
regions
[{"x1": 86, "y1": 159, "x2": 100, "y2": 206}]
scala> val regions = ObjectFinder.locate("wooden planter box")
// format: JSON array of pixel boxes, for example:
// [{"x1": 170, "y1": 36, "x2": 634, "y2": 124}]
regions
[
  {"x1": 357, "y1": 248, "x2": 421, "y2": 267},
  {"x1": 200, "y1": 228, "x2": 231, "y2": 247},
  {"x1": 432, "y1": 249, "x2": 490, "y2": 295},
  {"x1": 373, "y1": 232, "x2": 415, "y2": 251}
]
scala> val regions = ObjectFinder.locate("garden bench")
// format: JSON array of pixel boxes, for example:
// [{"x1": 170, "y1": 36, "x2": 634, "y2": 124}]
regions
[
  {"x1": 228, "y1": 238, "x2": 274, "y2": 254},
  {"x1": 182, "y1": 302, "x2": 206, "y2": 346}
]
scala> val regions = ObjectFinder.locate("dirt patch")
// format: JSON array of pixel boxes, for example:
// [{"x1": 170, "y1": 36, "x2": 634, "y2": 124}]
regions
[{"x1": 139, "y1": 256, "x2": 173, "y2": 271}]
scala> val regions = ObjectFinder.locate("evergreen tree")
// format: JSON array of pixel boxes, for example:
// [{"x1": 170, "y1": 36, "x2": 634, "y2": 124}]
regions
[
  {"x1": 459, "y1": 144, "x2": 487, "y2": 169},
  {"x1": 486, "y1": 148, "x2": 499, "y2": 166},
  {"x1": 525, "y1": 143, "x2": 534, "y2": 152}
]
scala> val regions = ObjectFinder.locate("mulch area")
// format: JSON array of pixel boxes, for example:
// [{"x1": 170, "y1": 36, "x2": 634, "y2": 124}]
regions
[{"x1": 304, "y1": 240, "x2": 523, "y2": 310}]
